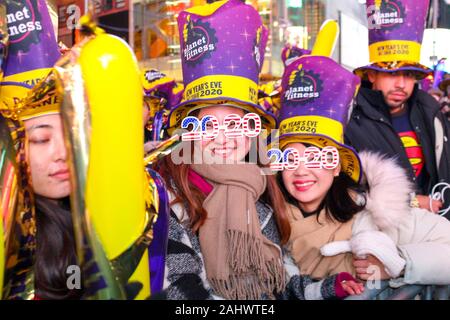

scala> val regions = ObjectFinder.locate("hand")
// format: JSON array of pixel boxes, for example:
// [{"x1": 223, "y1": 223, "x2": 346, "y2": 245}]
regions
[
  {"x1": 416, "y1": 195, "x2": 443, "y2": 213},
  {"x1": 341, "y1": 279, "x2": 365, "y2": 296},
  {"x1": 353, "y1": 255, "x2": 391, "y2": 281}
]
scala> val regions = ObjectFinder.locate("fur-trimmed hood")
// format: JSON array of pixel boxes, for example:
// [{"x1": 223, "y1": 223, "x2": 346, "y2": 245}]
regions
[{"x1": 358, "y1": 151, "x2": 414, "y2": 231}]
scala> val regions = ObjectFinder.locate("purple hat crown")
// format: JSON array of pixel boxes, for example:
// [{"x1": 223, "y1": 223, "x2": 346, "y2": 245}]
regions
[
  {"x1": 280, "y1": 56, "x2": 360, "y2": 126},
  {"x1": 6, "y1": 0, "x2": 43, "y2": 54},
  {"x1": 177, "y1": 0, "x2": 268, "y2": 94},
  {"x1": 365, "y1": 0, "x2": 430, "y2": 64},
  {"x1": 278, "y1": 56, "x2": 363, "y2": 183},
  {"x1": 168, "y1": 0, "x2": 277, "y2": 132},
  {"x1": 3, "y1": 0, "x2": 60, "y2": 78},
  {"x1": 370, "y1": 0, "x2": 406, "y2": 32},
  {"x1": 283, "y1": 63, "x2": 324, "y2": 106}
]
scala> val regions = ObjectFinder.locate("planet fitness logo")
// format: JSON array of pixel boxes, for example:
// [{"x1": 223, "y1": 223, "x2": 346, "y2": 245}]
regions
[
  {"x1": 144, "y1": 69, "x2": 166, "y2": 83},
  {"x1": 368, "y1": 0, "x2": 406, "y2": 30},
  {"x1": 284, "y1": 64, "x2": 323, "y2": 105},
  {"x1": 6, "y1": 0, "x2": 43, "y2": 54},
  {"x1": 182, "y1": 15, "x2": 218, "y2": 66}
]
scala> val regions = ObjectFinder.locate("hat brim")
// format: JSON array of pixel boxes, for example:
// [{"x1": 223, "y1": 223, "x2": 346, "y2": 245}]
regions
[
  {"x1": 168, "y1": 96, "x2": 277, "y2": 136},
  {"x1": 354, "y1": 62, "x2": 432, "y2": 80},
  {"x1": 278, "y1": 132, "x2": 362, "y2": 184}
]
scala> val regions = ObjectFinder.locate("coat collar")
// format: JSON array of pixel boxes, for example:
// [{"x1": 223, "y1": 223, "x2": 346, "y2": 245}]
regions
[
  {"x1": 359, "y1": 151, "x2": 413, "y2": 231},
  {"x1": 356, "y1": 85, "x2": 421, "y2": 122}
]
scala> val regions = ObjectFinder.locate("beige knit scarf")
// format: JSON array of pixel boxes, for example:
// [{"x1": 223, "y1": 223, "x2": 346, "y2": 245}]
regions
[
  {"x1": 287, "y1": 204, "x2": 356, "y2": 279},
  {"x1": 191, "y1": 163, "x2": 286, "y2": 299}
]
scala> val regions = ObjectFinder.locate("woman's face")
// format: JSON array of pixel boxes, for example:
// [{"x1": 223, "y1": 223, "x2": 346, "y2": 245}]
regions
[
  {"x1": 24, "y1": 114, "x2": 71, "y2": 199},
  {"x1": 281, "y1": 142, "x2": 340, "y2": 212},
  {"x1": 196, "y1": 105, "x2": 251, "y2": 163}
]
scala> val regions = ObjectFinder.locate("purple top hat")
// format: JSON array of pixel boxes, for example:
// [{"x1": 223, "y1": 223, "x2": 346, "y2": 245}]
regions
[
  {"x1": 168, "y1": 0, "x2": 276, "y2": 132},
  {"x1": 2, "y1": 0, "x2": 60, "y2": 80},
  {"x1": 142, "y1": 69, "x2": 184, "y2": 109},
  {"x1": 279, "y1": 55, "x2": 362, "y2": 183},
  {"x1": 354, "y1": 0, "x2": 432, "y2": 79}
]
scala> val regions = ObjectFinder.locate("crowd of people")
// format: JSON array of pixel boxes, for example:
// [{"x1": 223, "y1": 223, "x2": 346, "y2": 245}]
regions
[{"x1": 1, "y1": 0, "x2": 450, "y2": 300}]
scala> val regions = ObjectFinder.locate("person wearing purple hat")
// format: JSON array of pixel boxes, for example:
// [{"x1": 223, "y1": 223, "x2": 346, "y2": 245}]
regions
[
  {"x1": 277, "y1": 55, "x2": 450, "y2": 290},
  {"x1": 141, "y1": 68, "x2": 184, "y2": 149},
  {"x1": 346, "y1": 0, "x2": 450, "y2": 217},
  {"x1": 157, "y1": 0, "x2": 366, "y2": 300},
  {"x1": 0, "y1": 0, "x2": 82, "y2": 300}
]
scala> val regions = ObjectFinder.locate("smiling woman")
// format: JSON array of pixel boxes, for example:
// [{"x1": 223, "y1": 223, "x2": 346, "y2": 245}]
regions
[
  {"x1": 196, "y1": 106, "x2": 251, "y2": 163},
  {"x1": 278, "y1": 54, "x2": 450, "y2": 291},
  {"x1": 154, "y1": 0, "x2": 364, "y2": 301}
]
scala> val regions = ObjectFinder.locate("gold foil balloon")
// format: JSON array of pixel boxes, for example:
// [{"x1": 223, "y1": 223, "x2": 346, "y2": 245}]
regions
[
  {"x1": 0, "y1": 2, "x2": 8, "y2": 296},
  {"x1": 56, "y1": 41, "x2": 127, "y2": 300},
  {"x1": 0, "y1": 115, "x2": 17, "y2": 300},
  {"x1": 55, "y1": 25, "x2": 152, "y2": 299},
  {"x1": 79, "y1": 33, "x2": 150, "y2": 299},
  {"x1": 0, "y1": 116, "x2": 36, "y2": 300}
]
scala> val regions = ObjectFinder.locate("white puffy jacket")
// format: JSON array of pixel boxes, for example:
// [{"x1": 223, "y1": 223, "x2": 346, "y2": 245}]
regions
[{"x1": 352, "y1": 152, "x2": 450, "y2": 285}]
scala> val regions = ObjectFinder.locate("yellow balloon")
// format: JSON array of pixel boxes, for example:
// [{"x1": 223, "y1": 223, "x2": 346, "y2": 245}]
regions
[
  {"x1": 311, "y1": 19, "x2": 340, "y2": 57},
  {"x1": 79, "y1": 34, "x2": 150, "y2": 299}
]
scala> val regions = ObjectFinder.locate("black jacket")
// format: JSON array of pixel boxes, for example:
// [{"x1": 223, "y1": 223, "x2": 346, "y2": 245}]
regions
[{"x1": 345, "y1": 86, "x2": 450, "y2": 214}]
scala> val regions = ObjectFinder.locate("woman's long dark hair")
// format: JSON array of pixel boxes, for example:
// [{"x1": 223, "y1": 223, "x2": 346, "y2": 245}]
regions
[
  {"x1": 278, "y1": 171, "x2": 367, "y2": 224},
  {"x1": 34, "y1": 195, "x2": 82, "y2": 299}
]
